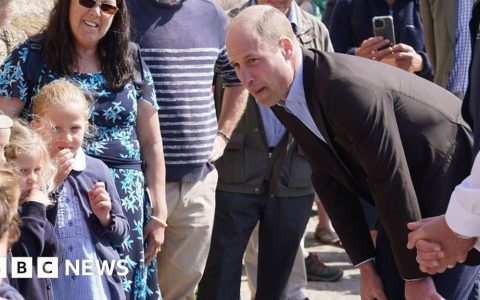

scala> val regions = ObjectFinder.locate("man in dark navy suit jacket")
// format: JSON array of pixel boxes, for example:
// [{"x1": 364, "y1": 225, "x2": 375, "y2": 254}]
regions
[{"x1": 226, "y1": 5, "x2": 480, "y2": 300}]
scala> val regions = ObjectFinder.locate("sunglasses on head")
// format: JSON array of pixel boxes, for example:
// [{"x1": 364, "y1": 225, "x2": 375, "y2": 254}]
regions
[{"x1": 78, "y1": 0, "x2": 118, "y2": 15}]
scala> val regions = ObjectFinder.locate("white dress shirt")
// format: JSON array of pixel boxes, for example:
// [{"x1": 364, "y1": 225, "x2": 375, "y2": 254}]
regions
[{"x1": 446, "y1": 151, "x2": 480, "y2": 250}]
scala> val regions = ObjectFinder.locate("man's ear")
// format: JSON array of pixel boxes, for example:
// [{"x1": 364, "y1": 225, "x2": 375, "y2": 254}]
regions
[{"x1": 280, "y1": 37, "x2": 294, "y2": 59}]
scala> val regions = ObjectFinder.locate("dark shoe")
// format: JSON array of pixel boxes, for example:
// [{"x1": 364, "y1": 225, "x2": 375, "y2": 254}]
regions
[{"x1": 305, "y1": 253, "x2": 343, "y2": 282}]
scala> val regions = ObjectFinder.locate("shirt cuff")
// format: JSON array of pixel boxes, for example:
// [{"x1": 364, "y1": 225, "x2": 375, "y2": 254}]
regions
[
  {"x1": 404, "y1": 277, "x2": 426, "y2": 282},
  {"x1": 445, "y1": 189, "x2": 480, "y2": 237},
  {"x1": 354, "y1": 257, "x2": 375, "y2": 268}
]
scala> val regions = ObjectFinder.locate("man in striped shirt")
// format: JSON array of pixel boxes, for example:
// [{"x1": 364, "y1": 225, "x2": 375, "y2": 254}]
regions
[{"x1": 126, "y1": 0, "x2": 248, "y2": 299}]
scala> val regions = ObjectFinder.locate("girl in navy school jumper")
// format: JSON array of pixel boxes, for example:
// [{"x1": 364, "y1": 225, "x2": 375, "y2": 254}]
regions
[
  {"x1": 31, "y1": 80, "x2": 129, "y2": 300},
  {"x1": 0, "y1": 166, "x2": 24, "y2": 300},
  {"x1": 5, "y1": 121, "x2": 59, "y2": 300}
]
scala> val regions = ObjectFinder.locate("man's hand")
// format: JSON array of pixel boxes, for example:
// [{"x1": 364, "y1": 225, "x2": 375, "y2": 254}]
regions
[
  {"x1": 208, "y1": 134, "x2": 228, "y2": 162},
  {"x1": 407, "y1": 215, "x2": 476, "y2": 274},
  {"x1": 359, "y1": 261, "x2": 388, "y2": 300},
  {"x1": 355, "y1": 36, "x2": 393, "y2": 61},
  {"x1": 88, "y1": 182, "x2": 112, "y2": 227},
  {"x1": 405, "y1": 277, "x2": 445, "y2": 300},
  {"x1": 382, "y1": 43, "x2": 423, "y2": 73}
]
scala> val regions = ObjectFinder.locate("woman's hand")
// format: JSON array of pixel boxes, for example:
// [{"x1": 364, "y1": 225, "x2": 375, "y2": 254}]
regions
[{"x1": 144, "y1": 217, "x2": 166, "y2": 266}]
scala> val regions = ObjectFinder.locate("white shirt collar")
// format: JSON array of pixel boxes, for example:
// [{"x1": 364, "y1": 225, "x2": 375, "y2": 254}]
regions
[{"x1": 72, "y1": 148, "x2": 86, "y2": 171}]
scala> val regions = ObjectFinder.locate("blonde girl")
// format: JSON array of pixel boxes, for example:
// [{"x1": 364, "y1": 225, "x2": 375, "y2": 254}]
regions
[
  {"x1": 5, "y1": 121, "x2": 56, "y2": 205},
  {"x1": 32, "y1": 80, "x2": 129, "y2": 300},
  {"x1": 4, "y1": 121, "x2": 59, "y2": 300}
]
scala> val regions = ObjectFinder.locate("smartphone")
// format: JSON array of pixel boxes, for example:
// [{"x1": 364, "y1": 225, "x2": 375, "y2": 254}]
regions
[{"x1": 372, "y1": 16, "x2": 396, "y2": 48}]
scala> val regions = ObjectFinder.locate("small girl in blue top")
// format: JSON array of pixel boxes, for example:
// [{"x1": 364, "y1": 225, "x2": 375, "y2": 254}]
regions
[
  {"x1": 31, "y1": 80, "x2": 130, "y2": 300},
  {"x1": 5, "y1": 120, "x2": 58, "y2": 300}
]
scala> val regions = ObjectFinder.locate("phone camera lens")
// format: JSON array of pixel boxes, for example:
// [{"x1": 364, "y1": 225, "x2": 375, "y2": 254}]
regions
[{"x1": 374, "y1": 19, "x2": 384, "y2": 28}]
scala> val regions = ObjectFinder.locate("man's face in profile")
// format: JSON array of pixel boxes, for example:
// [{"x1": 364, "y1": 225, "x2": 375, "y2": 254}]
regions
[{"x1": 227, "y1": 26, "x2": 295, "y2": 107}]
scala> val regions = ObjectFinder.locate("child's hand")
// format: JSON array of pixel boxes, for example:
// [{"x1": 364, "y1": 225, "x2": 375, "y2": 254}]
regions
[
  {"x1": 88, "y1": 182, "x2": 112, "y2": 227},
  {"x1": 53, "y1": 149, "x2": 75, "y2": 186},
  {"x1": 22, "y1": 187, "x2": 49, "y2": 206}
]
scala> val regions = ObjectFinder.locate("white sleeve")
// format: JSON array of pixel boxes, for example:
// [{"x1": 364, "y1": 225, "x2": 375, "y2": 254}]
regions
[{"x1": 446, "y1": 152, "x2": 480, "y2": 240}]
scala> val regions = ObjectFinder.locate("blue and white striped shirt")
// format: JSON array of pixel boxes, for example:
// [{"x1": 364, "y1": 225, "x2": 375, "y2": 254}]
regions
[
  {"x1": 447, "y1": 0, "x2": 473, "y2": 99},
  {"x1": 128, "y1": 0, "x2": 241, "y2": 181}
]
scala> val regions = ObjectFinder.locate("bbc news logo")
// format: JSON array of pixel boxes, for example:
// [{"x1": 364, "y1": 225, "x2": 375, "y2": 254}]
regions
[{"x1": 0, "y1": 257, "x2": 128, "y2": 278}]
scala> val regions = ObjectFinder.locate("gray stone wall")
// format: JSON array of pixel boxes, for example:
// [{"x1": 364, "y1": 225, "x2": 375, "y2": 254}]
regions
[{"x1": 0, "y1": 0, "x2": 53, "y2": 62}]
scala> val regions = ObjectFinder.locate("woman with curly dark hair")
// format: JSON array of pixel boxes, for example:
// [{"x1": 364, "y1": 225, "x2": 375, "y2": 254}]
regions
[{"x1": 0, "y1": 1, "x2": 166, "y2": 299}]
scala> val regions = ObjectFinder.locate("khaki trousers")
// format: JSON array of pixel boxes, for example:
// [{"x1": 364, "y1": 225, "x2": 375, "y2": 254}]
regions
[{"x1": 157, "y1": 169, "x2": 218, "y2": 300}]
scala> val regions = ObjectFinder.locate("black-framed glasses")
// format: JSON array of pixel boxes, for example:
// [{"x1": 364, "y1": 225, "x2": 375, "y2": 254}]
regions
[{"x1": 78, "y1": 0, "x2": 118, "y2": 15}]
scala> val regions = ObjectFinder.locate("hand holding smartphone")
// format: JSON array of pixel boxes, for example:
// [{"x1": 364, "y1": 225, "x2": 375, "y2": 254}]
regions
[{"x1": 372, "y1": 16, "x2": 396, "y2": 49}]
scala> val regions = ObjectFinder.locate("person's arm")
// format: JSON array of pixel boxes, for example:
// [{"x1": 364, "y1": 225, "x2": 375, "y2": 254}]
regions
[
  {"x1": 326, "y1": 80, "x2": 423, "y2": 279},
  {"x1": 359, "y1": 261, "x2": 388, "y2": 300},
  {"x1": 311, "y1": 169, "x2": 375, "y2": 267},
  {"x1": 384, "y1": 44, "x2": 433, "y2": 80},
  {"x1": 0, "y1": 96, "x2": 24, "y2": 117},
  {"x1": 11, "y1": 201, "x2": 50, "y2": 257},
  {"x1": 444, "y1": 151, "x2": 480, "y2": 237},
  {"x1": 0, "y1": 42, "x2": 38, "y2": 117},
  {"x1": 404, "y1": 277, "x2": 445, "y2": 300},
  {"x1": 210, "y1": 39, "x2": 249, "y2": 162},
  {"x1": 407, "y1": 215, "x2": 476, "y2": 274},
  {"x1": 137, "y1": 100, "x2": 167, "y2": 265},
  {"x1": 407, "y1": 152, "x2": 480, "y2": 273},
  {"x1": 312, "y1": 169, "x2": 380, "y2": 298},
  {"x1": 209, "y1": 85, "x2": 248, "y2": 162},
  {"x1": 11, "y1": 189, "x2": 61, "y2": 259},
  {"x1": 91, "y1": 163, "x2": 130, "y2": 245}
]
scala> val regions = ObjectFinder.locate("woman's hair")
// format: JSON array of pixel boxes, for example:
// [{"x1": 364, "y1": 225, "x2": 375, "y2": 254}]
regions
[
  {"x1": 4, "y1": 121, "x2": 57, "y2": 201},
  {"x1": 41, "y1": 0, "x2": 135, "y2": 91},
  {"x1": 0, "y1": 165, "x2": 20, "y2": 246},
  {"x1": 32, "y1": 80, "x2": 94, "y2": 143}
]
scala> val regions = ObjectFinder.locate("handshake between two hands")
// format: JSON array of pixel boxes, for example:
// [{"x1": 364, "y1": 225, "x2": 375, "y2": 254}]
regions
[
  {"x1": 361, "y1": 216, "x2": 476, "y2": 300},
  {"x1": 406, "y1": 215, "x2": 477, "y2": 274}
]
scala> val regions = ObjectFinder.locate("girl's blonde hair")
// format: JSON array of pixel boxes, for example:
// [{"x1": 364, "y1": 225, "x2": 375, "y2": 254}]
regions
[
  {"x1": 4, "y1": 121, "x2": 57, "y2": 205},
  {"x1": 33, "y1": 79, "x2": 91, "y2": 120},
  {"x1": 32, "y1": 79, "x2": 94, "y2": 143},
  {"x1": 0, "y1": 165, "x2": 20, "y2": 246}
]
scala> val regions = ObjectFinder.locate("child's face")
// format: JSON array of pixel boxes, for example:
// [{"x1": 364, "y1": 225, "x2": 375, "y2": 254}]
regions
[
  {"x1": 12, "y1": 149, "x2": 42, "y2": 200},
  {"x1": 39, "y1": 103, "x2": 87, "y2": 156},
  {"x1": 0, "y1": 127, "x2": 11, "y2": 162}
]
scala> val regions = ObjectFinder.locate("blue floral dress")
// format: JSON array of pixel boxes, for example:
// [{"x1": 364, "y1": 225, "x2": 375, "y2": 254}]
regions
[{"x1": 0, "y1": 41, "x2": 161, "y2": 300}]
